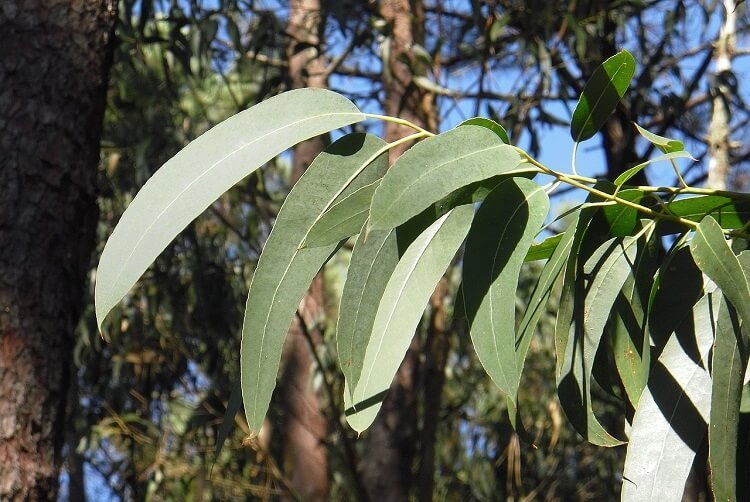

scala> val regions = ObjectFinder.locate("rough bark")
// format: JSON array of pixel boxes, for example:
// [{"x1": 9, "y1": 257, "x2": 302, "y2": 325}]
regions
[
  {"x1": 360, "y1": 1, "x2": 438, "y2": 500},
  {"x1": 277, "y1": 1, "x2": 329, "y2": 500},
  {"x1": 0, "y1": 0, "x2": 116, "y2": 499}
]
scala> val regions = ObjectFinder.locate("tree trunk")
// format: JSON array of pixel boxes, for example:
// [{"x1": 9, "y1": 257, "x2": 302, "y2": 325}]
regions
[
  {"x1": 360, "y1": 1, "x2": 438, "y2": 500},
  {"x1": 0, "y1": 1, "x2": 115, "y2": 499},
  {"x1": 277, "y1": 1, "x2": 329, "y2": 500}
]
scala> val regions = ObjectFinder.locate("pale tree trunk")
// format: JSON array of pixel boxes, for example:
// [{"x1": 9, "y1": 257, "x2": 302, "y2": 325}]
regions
[
  {"x1": 277, "y1": 1, "x2": 329, "y2": 500},
  {"x1": 707, "y1": 0, "x2": 736, "y2": 190},
  {"x1": 0, "y1": 0, "x2": 116, "y2": 500},
  {"x1": 360, "y1": 1, "x2": 439, "y2": 500}
]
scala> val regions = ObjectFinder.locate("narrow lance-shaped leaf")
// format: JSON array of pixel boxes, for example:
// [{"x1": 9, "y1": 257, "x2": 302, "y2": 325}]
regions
[
  {"x1": 709, "y1": 296, "x2": 743, "y2": 502},
  {"x1": 368, "y1": 126, "x2": 533, "y2": 231},
  {"x1": 570, "y1": 50, "x2": 636, "y2": 142},
  {"x1": 240, "y1": 133, "x2": 388, "y2": 435},
  {"x1": 525, "y1": 233, "x2": 563, "y2": 262},
  {"x1": 558, "y1": 237, "x2": 636, "y2": 446},
  {"x1": 346, "y1": 205, "x2": 474, "y2": 432},
  {"x1": 337, "y1": 226, "x2": 399, "y2": 398},
  {"x1": 622, "y1": 291, "x2": 717, "y2": 501},
  {"x1": 463, "y1": 178, "x2": 549, "y2": 412},
  {"x1": 212, "y1": 379, "x2": 242, "y2": 470},
  {"x1": 614, "y1": 151, "x2": 695, "y2": 188},
  {"x1": 634, "y1": 123, "x2": 685, "y2": 154},
  {"x1": 458, "y1": 117, "x2": 510, "y2": 144},
  {"x1": 95, "y1": 88, "x2": 364, "y2": 330}
]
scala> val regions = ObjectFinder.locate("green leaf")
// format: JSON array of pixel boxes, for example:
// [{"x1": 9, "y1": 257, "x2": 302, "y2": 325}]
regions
[
  {"x1": 634, "y1": 123, "x2": 685, "y2": 154},
  {"x1": 304, "y1": 181, "x2": 380, "y2": 248},
  {"x1": 661, "y1": 195, "x2": 750, "y2": 231},
  {"x1": 212, "y1": 379, "x2": 242, "y2": 470},
  {"x1": 690, "y1": 217, "x2": 750, "y2": 326},
  {"x1": 240, "y1": 133, "x2": 387, "y2": 435},
  {"x1": 613, "y1": 151, "x2": 695, "y2": 188},
  {"x1": 463, "y1": 178, "x2": 549, "y2": 412},
  {"x1": 558, "y1": 237, "x2": 637, "y2": 446},
  {"x1": 346, "y1": 205, "x2": 474, "y2": 432},
  {"x1": 525, "y1": 233, "x2": 563, "y2": 262},
  {"x1": 337, "y1": 227, "x2": 399, "y2": 398},
  {"x1": 517, "y1": 211, "x2": 579, "y2": 379},
  {"x1": 622, "y1": 292, "x2": 717, "y2": 501},
  {"x1": 368, "y1": 126, "x2": 531, "y2": 231},
  {"x1": 570, "y1": 50, "x2": 636, "y2": 142},
  {"x1": 612, "y1": 229, "x2": 657, "y2": 407},
  {"x1": 95, "y1": 88, "x2": 364, "y2": 330},
  {"x1": 602, "y1": 189, "x2": 647, "y2": 237},
  {"x1": 458, "y1": 117, "x2": 510, "y2": 144},
  {"x1": 709, "y1": 297, "x2": 744, "y2": 502}
]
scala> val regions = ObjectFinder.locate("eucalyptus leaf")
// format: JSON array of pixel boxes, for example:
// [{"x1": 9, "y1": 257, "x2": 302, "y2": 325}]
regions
[
  {"x1": 613, "y1": 151, "x2": 695, "y2": 188},
  {"x1": 458, "y1": 117, "x2": 510, "y2": 144},
  {"x1": 368, "y1": 126, "x2": 531, "y2": 231},
  {"x1": 304, "y1": 180, "x2": 380, "y2": 248},
  {"x1": 346, "y1": 205, "x2": 474, "y2": 432},
  {"x1": 570, "y1": 50, "x2": 636, "y2": 142},
  {"x1": 95, "y1": 88, "x2": 364, "y2": 330},
  {"x1": 337, "y1": 227, "x2": 399, "y2": 398},
  {"x1": 622, "y1": 292, "x2": 717, "y2": 501},
  {"x1": 240, "y1": 133, "x2": 387, "y2": 435},
  {"x1": 634, "y1": 123, "x2": 685, "y2": 153},
  {"x1": 525, "y1": 233, "x2": 563, "y2": 262},
  {"x1": 463, "y1": 178, "x2": 549, "y2": 419}
]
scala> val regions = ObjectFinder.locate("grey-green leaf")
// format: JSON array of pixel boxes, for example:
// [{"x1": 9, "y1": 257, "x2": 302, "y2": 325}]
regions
[
  {"x1": 304, "y1": 181, "x2": 380, "y2": 248},
  {"x1": 346, "y1": 205, "x2": 474, "y2": 432},
  {"x1": 240, "y1": 133, "x2": 387, "y2": 436},
  {"x1": 337, "y1": 227, "x2": 399, "y2": 398},
  {"x1": 634, "y1": 123, "x2": 685, "y2": 153},
  {"x1": 463, "y1": 178, "x2": 549, "y2": 408},
  {"x1": 622, "y1": 292, "x2": 717, "y2": 501},
  {"x1": 570, "y1": 50, "x2": 636, "y2": 142},
  {"x1": 368, "y1": 126, "x2": 530, "y2": 231},
  {"x1": 95, "y1": 88, "x2": 364, "y2": 331},
  {"x1": 458, "y1": 117, "x2": 510, "y2": 144}
]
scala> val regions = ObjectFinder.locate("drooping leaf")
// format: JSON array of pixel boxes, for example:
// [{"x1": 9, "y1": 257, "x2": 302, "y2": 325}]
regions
[
  {"x1": 95, "y1": 88, "x2": 364, "y2": 330},
  {"x1": 709, "y1": 297, "x2": 744, "y2": 502},
  {"x1": 602, "y1": 189, "x2": 647, "y2": 237},
  {"x1": 570, "y1": 50, "x2": 636, "y2": 142},
  {"x1": 337, "y1": 226, "x2": 399, "y2": 398},
  {"x1": 558, "y1": 237, "x2": 637, "y2": 446},
  {"x1": 517, "y1": 211, "x2": 580, "y2": 377},
  {"x1": 690, "y1": 216, "x2": 750, "y2": 326},
  {"x1": 304, "y1": 181, "x2": 380, "y2": 248},
  {"x1": 612, "y1": 227, "x2": 657, "y2": 407},
  {"x1": 463, "y1": 178, "x2": 549, "y2": 415},
  {"x1": 622, "y1": 292, "x2": 717, "y2": 501},
  {"x1": 346, "y1": 205, "x2": 474, "y2": 432},
  {"x1": 634, "y1": 123, "x2": 685, "y2": 153},
  {"x1": 458, "y1": 117, "x2": 510, "y2": 144},
  {"x1": 368, "y1": 126, "x2": 532, "y2": 231},
  {"x1": 613, "y1": 151, "x2": 695, "y2": 188},
  {"x1": 525, "y1": 233, "x2": 563, "y2": 262},
  {"x1": 212, "y1": 379, "x2": 242, "y2": 471},
  {"x1": 240, "y1": 133, "x2": 387, "y2": 435}
]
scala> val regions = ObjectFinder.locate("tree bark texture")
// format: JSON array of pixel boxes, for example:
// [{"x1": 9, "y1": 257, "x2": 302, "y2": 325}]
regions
[
  {"x1": 277, "y1": 1, "x2": 329, "y2": 500},
  {"x1": 0, "y1": 0, "x2": 115, "y2": 499}
]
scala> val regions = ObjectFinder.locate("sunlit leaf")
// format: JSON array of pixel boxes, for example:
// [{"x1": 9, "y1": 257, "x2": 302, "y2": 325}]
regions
[
  {"x1": 95, "y1": 88, "x2": 364, "y2": 330},
  {"x1": 613, "y1": 151, "x2": 695, "y2": 188},
  {"x1": 622, "y1": 292, "x2": 717, "y2": 501},
  {"x1": 458, "y1": 117, "x2": 510, "y2": 144},
  {"x1": 570, "y1": 50, "x2": 636, "y2": 142},
  {"x1": 346, "y1": 205, "x2": 474, "y2": 432},
  {"x1": 634, "y1": 123, "x2": 685, "y2": 153},
  {"x1": 337, "y1": 227, "x2": 399, "y2": 398},
  {"x1": 240, "y1": 133, "x2": 387, "y2": 435},
  {"x1": 525, "y1": 233, "x2": 563, "y2": 262},
  {"x1": 661, "y1": 195, "x2": 750, "y2": 231},
  {"x1": 463, "y1": 178, "x2": 549, "y2": 420},
  {"x1": 368, "y1": 126, "x2": 531, "y2": 231}
]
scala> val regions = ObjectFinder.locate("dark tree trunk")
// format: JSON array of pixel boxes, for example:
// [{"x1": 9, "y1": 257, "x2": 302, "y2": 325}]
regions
[{"x1": 0, "y1": 1, "x2": 115, "y2": 499}]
